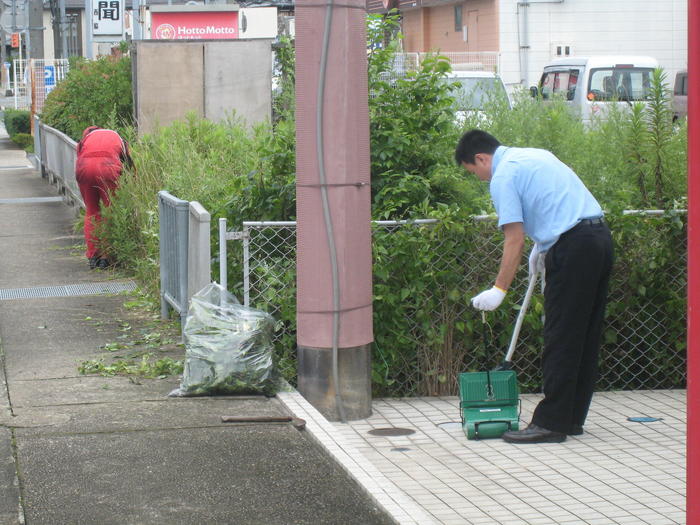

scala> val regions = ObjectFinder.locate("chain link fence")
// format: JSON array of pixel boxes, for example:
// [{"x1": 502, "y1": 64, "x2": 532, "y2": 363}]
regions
[{"x1": 223, "y1": 213, "x2": 686, "y2": 396}]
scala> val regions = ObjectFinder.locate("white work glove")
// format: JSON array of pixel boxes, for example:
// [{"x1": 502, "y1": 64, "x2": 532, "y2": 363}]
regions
[
  {"x1": 471, "y1": 286, "x2": 506, "y2": 311},
  {"x1": 528, "y1": 244, "x2": 545, "y2": 280}
]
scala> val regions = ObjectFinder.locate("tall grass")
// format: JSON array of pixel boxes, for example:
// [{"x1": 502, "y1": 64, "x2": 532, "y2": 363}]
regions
[
  {"x1": 99, "y1": 63, "x2": 686, "y2": 303},
  {"x1": 483, "y1": 72, "x2": 686, "y2": 212},
  {"x1": 100, "y1": 114, "x2": 262, "y2": 293}
]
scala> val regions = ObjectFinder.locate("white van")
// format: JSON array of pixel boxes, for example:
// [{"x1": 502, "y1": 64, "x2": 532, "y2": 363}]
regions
[{"x1": 532, "y1": 56, "x2": 660, "y2": 124}]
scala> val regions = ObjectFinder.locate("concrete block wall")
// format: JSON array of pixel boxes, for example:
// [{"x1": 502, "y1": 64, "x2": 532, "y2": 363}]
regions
[{"x1": 133, "y1": 39, "x2": 273, "y2": 135}]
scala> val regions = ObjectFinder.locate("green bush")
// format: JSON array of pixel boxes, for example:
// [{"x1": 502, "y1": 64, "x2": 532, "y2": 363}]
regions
[
  {"x1": 4, "y1": 109, "x2": 30, "y2": 137},
  {"x1": 11, "y1": 132, "x2": 33, "y2": 152},
  {"x1": 367, "y1": 15, "x2": 487, "y2": 218},
  {"x1": 98, "y1": 114, "x2": 267, "y2": 296},
  {"x1": 40, "y1": 55, "x2": 133, "y2": 141},
  {"x1": 4, "y1": 110, "x2": 33, "y2": 151},
  {"x1": 272, "y1": 36, "x2": 295, "y2": 121},
  {"x1": 93, "y1": 14, "x2": 687, "y2": 395}
]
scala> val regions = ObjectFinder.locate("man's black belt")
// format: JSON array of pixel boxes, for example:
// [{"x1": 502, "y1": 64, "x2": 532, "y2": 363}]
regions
[
  {"x1": 578, "y1": 217, "x2": 604, "y2": 226},
  {"x1": 562, "y1": 217, "x2": 605, "y2": 238}
]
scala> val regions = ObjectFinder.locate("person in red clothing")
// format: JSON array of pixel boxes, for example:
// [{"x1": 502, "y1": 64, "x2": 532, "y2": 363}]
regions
[{"x1": 75, "y1": 126, "x2": 132, "y2": 269}]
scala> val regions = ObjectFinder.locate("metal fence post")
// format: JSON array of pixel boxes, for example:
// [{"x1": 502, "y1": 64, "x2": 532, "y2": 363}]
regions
[
  {"x1": 219, "y1": 217, "x2": 228, "y2": 291},
  {"x1": 158, "y1": 192, "x2": 170, "y2": 320},
  {"x1": 243, "y1": 224, "x2": 250, "y2": 307},
  {"x1": 176, "y1": 201, "x2": 189, "y2": 327},
  {"x1": 188, "y1": 201, "x2": 211, "y2": 304}
]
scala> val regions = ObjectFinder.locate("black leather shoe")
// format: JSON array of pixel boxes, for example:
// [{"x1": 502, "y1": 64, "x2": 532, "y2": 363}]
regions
[
  {"x1": 502, "y1": 423, "x2": 567, "y2": 444},
  {"x1": 569, "y1": 424, "x2": 584, "y2": 436}
]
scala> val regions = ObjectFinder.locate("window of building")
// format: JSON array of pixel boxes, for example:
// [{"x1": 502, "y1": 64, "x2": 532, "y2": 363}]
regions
[{"x1": 454, "y1": 5, "x2": 462, "y2": 32}]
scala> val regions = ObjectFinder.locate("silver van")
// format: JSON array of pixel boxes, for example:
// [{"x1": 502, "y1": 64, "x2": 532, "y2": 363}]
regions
[
  {"x1": 672, "y1": 70, "x2": 687, "y2": 122},
  {"x1": 532, "y1": 55, "x2": 660, "y2": 124}
]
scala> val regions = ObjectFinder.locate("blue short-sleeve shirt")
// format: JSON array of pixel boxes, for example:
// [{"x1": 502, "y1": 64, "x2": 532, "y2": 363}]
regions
[{"x1": 489, "y1": 146, "x2": 603, "y2": 252}]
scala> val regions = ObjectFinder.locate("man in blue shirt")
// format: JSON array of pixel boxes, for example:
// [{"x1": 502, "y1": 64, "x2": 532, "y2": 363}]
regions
[{"x1": 455, "y1": 129, "x2": 613, "y2": 443}]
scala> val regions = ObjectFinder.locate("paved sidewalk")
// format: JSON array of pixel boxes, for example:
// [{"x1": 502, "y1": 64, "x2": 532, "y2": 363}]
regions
[
  {"x1": 281, "y1": 389, "x2": 686, "y2": 525},
  {"x1": 0, "y1": 123, "x2": 393, "y2": 524}
]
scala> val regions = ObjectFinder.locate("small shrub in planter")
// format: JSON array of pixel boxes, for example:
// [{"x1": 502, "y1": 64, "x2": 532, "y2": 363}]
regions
[
  {"x1": 11, "y1": 132, "x2": 33, "y2": 152},
  {"x1": 4, "y1": 109, "x2": 30, "y2": 137}
]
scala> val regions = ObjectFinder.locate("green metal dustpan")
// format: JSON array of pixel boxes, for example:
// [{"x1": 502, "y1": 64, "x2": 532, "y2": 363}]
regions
[
  {"x1": 459, "y1": 369, "x2": 520, "y2": 439},
  {"x1": 458, "y1": 269, "x2": 540, "y2": 439}
]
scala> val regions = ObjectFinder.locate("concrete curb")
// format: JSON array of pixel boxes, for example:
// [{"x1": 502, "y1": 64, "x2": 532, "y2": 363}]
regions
[
  {"x1": 0, "y1": 334, "x2": 26, "y2": 524},
  {"x1": 277, "y1": 388, "x2": 438, "y2": 525}
]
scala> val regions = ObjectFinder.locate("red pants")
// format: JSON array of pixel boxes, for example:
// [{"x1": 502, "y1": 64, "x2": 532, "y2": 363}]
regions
[{"x1": 76, "y1": 157, "x2": 121, "y2": 259}]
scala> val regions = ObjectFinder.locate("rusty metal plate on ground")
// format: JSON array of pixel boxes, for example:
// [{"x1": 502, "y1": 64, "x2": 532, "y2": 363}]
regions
[{"x1": 368, "y1": 427, "x2": 415, "y2": 437}]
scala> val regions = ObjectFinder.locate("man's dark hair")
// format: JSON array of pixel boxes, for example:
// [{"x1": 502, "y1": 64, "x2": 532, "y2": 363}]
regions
[{"x1": 454, "y1": 129, "x2": 501, "y2": 165}]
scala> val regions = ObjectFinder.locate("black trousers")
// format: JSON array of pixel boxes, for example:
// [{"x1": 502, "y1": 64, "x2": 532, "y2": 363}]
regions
[{"x1": 531, "y1": 220, "x2": 614, "y2": 434}]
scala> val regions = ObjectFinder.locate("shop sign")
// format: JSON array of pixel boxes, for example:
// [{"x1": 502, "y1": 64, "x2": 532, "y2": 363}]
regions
[{"x1": 152, "y1": 11, "x2": 239, "y2": 40}]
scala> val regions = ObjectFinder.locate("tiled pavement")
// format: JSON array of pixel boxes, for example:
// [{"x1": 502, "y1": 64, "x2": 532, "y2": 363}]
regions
[{"x1": 279, "y1": 390, "x2": 685, "y2": 525}]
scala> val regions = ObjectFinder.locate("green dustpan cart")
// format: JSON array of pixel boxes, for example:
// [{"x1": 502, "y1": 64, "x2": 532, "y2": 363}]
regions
[
  {"x1": 458, "y1": 260, "x2": 541, "y2": 440},
  {"x1": 458, "y1": 369, "x2": 520, "y2": 439}
]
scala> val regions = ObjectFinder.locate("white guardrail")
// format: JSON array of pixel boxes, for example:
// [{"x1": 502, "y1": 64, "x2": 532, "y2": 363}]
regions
[
  {"x1": 34, "y1": 115, "x2": 82, "y2": 207},
  {"x1": 34, "y1": 119, "x2": 212, "y2": 329}
]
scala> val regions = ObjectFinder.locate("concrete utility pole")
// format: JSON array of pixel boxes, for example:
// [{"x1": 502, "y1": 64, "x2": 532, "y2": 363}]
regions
[
  {"x1": 27, "y1": 0, "x2": 42, "y2": 58},
  {"x1": 50, "y1": 0, "x2": 69, "y2": 58},
  {"x1": 295, "y1": 0, "x2": 373, "y2": 421},
  {"x1": 84, "y1": 0, "x2": 93, "y2": 57},
  {"x1": 0, "y1": 30, "x2": 6, "y2": 86},
  {"x1": 132, "y1": 0, "x2": 141, "y2": 40},
  {"x1": 59, "y1": 0, "x2": 67, "y2": 58}
]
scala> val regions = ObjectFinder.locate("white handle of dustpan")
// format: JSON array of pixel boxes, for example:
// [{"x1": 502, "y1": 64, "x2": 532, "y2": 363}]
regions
[{"x1": 503, "y1": 269, "x2": 540, "y2": 363}]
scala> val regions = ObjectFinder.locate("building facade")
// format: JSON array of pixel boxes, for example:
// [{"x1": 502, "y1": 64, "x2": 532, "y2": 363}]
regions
[{"x1": 368, "y1": 0, "x2": 687, "y2": 90}]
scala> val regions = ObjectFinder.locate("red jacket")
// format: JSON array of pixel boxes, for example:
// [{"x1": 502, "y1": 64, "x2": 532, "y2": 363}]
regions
[{"x1": 76, "y1": 127, "x2": 132, "y2": 181}]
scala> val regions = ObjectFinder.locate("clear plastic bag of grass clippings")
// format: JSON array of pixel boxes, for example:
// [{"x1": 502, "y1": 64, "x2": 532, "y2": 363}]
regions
[{"x1": 169, "y1": 283, "x2": 278, "y2": 397}]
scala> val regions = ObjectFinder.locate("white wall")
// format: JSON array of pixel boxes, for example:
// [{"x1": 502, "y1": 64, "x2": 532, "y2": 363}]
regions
[
  {"x1": 239, "y1": 8, "x2": 278, "y2": 39},
  {"x1": 498, "y1": 0, "x2": 687, "y2": 90}
]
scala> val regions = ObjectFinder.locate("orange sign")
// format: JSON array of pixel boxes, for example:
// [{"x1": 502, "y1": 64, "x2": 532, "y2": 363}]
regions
[{"x1": 10, "y1": 33, "x2": 19, "y2": 48}]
